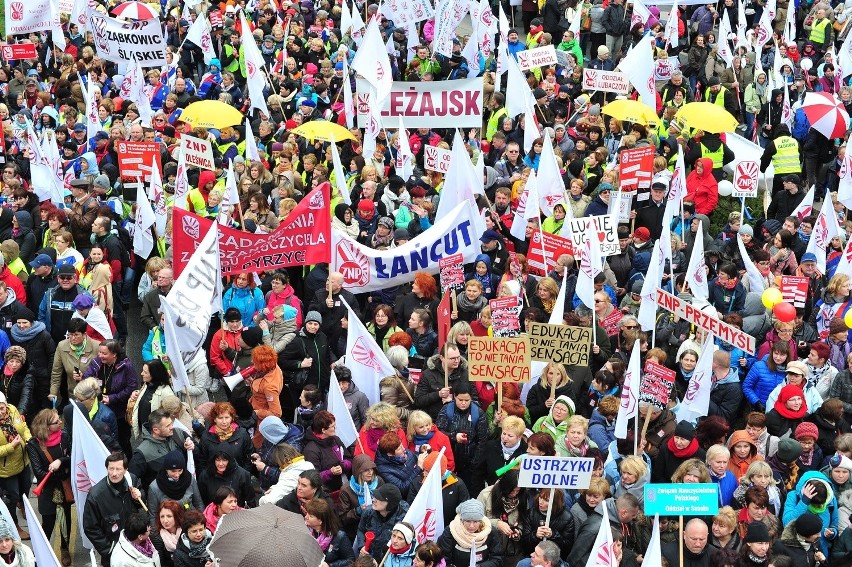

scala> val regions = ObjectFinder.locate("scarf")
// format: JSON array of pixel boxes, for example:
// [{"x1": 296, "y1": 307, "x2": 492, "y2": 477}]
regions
[
  {"x1": 313, "y1": 529, "x2": 333, "y2": 551},
  {"x1": 131, "y1": 536, "x2": 156, "y2": 558},
  {"x1": 10, "y1": 319, "x2": 46, "y2": 343},
  {"x1": 774, "y1": 399, "x2": 807, "y2": 420},
  {"x1": 46, "y1": 430, "x2": 62, "y2": 447},
  {"x1": 667, "y1": 436, "x2": 699, "y2": 458},
  {"x1": 349, "y1": 475, "x2": 378, "y2": 507},
  {"x1": 457, "y1": 292, "x2": 487, "y2": 314},
  {"x1": 156, "y1": 467, "x2": 193, "y2": 500},
  {"x1": 160, "y1": 528, "x2": 180, "y2": 552},
  {"x1": 180, "y1": 531, "x2": 213, "y2": 560},
  {"x1": 755, "y1": 79, "x2": 767, "y2": 99},
  {"x1": 365, "y1": 428, "x2": 386, "y2": 452},
  {"x1": 390, "y1": 542, "x2": 412, "y2": 555},
  {"x1": 473, "y1": 271, "x2": 491, "y2": 292},
  {"x1": 798, "y1": 227, "x2": 811, "y2": 244},
  {"x1": 806, "y1": 361, "x2": 832, "y2": 391},
  {"x1": 502, "y1": 440, "x2": 521, "y2": 460},
  {"x1": 748, "y1": 553, "x2": 768, "y2": 564},
  {"x1": 565, "y1": 438, "x2": 588, "y2": 457},
  {"x1": 721, "y1": 277, "x2": 738, "y2": 290},
  {"x1": 88, "y1": 398, "x2": 99, "y2": 420},
  {"x1": 0, "y1": 414, "x2": 16, "y2": 444},
  {"x1": 799, "y1": 448, "x2": 814, "y2": 467},
  {"x1": 540, "y1": 297, "x2": 555, "y2": 313},
  {"x1": 447, "y1": 516, "x2": 492, "y2": 549},
  {"x1": 212, "y1": 422, "x2": 236, "y2": 442},
  {"x1": 413, "y1": 429, "x2": 435, "y2": 452}
]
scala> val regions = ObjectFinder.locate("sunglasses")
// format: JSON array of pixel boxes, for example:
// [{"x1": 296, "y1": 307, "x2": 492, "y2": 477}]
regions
[{"x1": 57, "y1": 274, "x2": 74, "y2": 280}]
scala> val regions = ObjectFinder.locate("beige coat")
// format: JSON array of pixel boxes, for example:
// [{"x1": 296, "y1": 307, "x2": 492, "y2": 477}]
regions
[
  {"x1": 50, "y1": 337, "x2": 101, "y2": 399},
  {"x1": 131, "y1": 384, "x2": 177, "y2": 439}
]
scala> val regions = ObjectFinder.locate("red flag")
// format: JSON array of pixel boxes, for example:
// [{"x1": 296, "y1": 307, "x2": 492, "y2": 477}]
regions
[{"x1": 437, "y1": 292, "x2": 451, "y2": 351}]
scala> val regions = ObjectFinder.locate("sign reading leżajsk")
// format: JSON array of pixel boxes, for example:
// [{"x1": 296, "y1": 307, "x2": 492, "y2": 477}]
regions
[
  {"x1": 355, "y1": 78, "x2": 483, "y2": 128},
  {"x1": 331, "y1": 201, "x2": 486, "y2": 293},
  {"x1": 644, "y1": 484, "x2": 720, "y2": 516},
  {"x1": 518, "y1": 456, "x2": 595, "y2": 489}
]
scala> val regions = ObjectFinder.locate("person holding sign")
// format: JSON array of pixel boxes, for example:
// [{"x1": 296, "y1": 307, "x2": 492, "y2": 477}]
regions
[
  {"x1": 532, "y1": 395, "x2": 575, "y2": 446},
  {"x1": 519, "y1": 488, "x2": 575, "y2": 561},
  {"x1": 436, "y1": 385, "x2": 488, "y2": 496},
  {"x1": 437, "y1": 500, "x2": 503, "y2": 567},
  {"x1": 414, "y1": 344, "x2": 475, "y2": 420}
]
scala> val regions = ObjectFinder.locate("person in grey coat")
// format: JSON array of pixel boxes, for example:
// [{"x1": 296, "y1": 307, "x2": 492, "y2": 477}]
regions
[{"x1": 146, "y1": 450, "x2": 203, "y2": 522}]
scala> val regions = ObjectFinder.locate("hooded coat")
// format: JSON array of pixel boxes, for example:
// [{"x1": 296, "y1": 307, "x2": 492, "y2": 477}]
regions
[
  {"x1": 337, "y1": 454, "x2": 384, "y2": 538},
  {"x1": 414, "y1": 354, "x2": 475, "y2": 419},
  {"x1": 12, "y1": 212, "x2": 36, "y2": 265},
  {"x1": 709, "y1": 368, "x2": 744, "y2": 424},
  {"x1": 685, "y1": 158, "x2": 719, "y2": 216},
  {"x1": 781, "y1": 470, "x2": 839, "y2": 555},
  {"x1": 727, "y1": 430, "x2": 763, "y2": 479},
  {"x1": 197, "y1": 450, "x2": 256, "y2": 507}
]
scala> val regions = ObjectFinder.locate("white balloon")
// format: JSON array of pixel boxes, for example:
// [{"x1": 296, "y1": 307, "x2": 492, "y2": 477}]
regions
[
  {"x1": 800, "y1": 58, "x2": 814, "y2": 71},
  {"x1": 718, "y1": 179, "x2": 735, "y2": 196}
]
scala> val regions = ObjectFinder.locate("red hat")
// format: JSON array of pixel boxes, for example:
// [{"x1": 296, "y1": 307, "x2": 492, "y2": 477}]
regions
[
  {"x1": 795, "y1": 422, "x2": 818, "y2": 442},
  {"x1": 633, "y1": 227, "x2": 651, "y2": 242},
  {"x1": 357, "y1": 199, "x2": 375, "y2": 212}
]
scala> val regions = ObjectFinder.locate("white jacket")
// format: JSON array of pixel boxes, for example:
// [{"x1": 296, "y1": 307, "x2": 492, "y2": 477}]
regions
[
  {"x1": 258, "y1": 458, "x2": 315, "y2": 505},
  {"x1": 109, "y1": 533, "x2": 161, "y2": 567}
]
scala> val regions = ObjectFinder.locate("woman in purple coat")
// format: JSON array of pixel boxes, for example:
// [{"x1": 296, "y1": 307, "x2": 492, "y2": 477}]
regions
[{"x1": 83, "y1": 339, "x2": 138, "y2": 455}]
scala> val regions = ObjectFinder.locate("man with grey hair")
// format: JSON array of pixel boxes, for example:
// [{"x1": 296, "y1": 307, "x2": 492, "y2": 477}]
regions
[
  {"x1": 308, "y1": 271, "x2": 359, "y2": 350},
  {"x1": 529, "y1": 540, "x2": 563, "y2": 567}
]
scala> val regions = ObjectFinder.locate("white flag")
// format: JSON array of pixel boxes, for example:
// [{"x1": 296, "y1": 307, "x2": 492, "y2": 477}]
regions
[
  {"x1": 537, "y1": 131, "x2": 565, "y2": 216},
  {"x1": 160, "y1": 297, "x2": 191, "y2": 393},
  {"x1": 436, "y1": 130, "x2": 482, "y2": 220},
  {"x1": 638, "y1": 241, "x2": 665, "y2": 331},
  {"x1": 239, "y1": 10, "x2": 270, "y2": 117},
  {"x1": 330, "y1": 133, "x2": 352, "y2": 206},
  {"x1": 402, "y1": 450, "x2": 445, "y2": 543},
  {"x1": 119, "y1": 59, "x2": 154, "y2": 126},
  {"x1": 643, "y1": 515, "x2": 662, "y2": 567},
  {"x1": 614, "y1": 341, "x2": 641, "y2": 439},
  {"x1": 738, "y1": 234, "x2": 766, "y2": 293},
  {"x1": 506, "y1": 56, "x2": 533, "y2": 119},
  {"x1": 791, "y1": 184, "x2": 816, "y2": 221},
  {"x1": 783, "y1": 2, "x2": 797, "y2": 45},
  {"x1": 328, "y1": 368, "x2": 359, "y2": 447},
  {"x1": 343, "y1": 60, "x2": 355, "y2": 129},
  {"x1": 665, "y1": 146, "x2": 686, "y2": 221},
  {"x1": 85, "y1": 78, "x2": 100, "y2": 142},
  {"x1": 675, "y1": 334, "x2": 714, "y2": 423},
  {"x1": 781, "y1": 83, "x2": 793, "y2": 130},
  {"x1": 147, "y1": 159, "x2": 167, "y2": 236},
  {"x1": 461, "y1": 34, "x2": 481, "y2": 76},
  {"x1": 584, "y1": 500, "x2": 618, "y2": 567},
  {"x1": 836, "y1": 237, "x2": 852, "y2": 276},
  {"x1": 132, "y1": 178, "x2": 156, "y2": 258},
  {"x1": 350, "y1": 4, "x2": 366, "y2": 45},
  {"x1": 173, "y1": 145, "x2": 189, "y2": 210},
  {"x1": 685, "y1": 221, "x2": 709, "y2": 300},
  {"x1": 244, "y1": 118, "x2": 261, "y2": 162},
  {"x1": 805, "y1": 189, "x2": 842, "y2": 274},
  {"x1": 576, "y1": 228, "x2": 603, "y2": 309},
  {"x1": 663, "y1": 0, "x2": 679, "y2": 48},
  {"x1": 523, "y1": 100, "x2": 541, "y2": 153},
  {"x1": 394, "y1": 118, "x2": 415, "y2": 183},
  {"x1": 222, "y1": 160, "x2": 240, "y2": 209},
  {"x1": 841, "y1": 24, "x2": 852, "y2": 79},
  {"x1": 186, "y1": 15, "x2": 216, "y2": 63},
  {"x1": 343, "y1": 297, "x2": 396, "y2": 404},
  {"x1": 23, "y1": 497, "x2": 61, "y2": 567},
  {"x1": 71, "y1": 402, "x2": 110, "y2": 549},
  {"x1": 618, "y1": 34, "x2": 655, "y2": 110},
  {"x1": 351, "y1": 18, "x2": 393, "y2": 104},
  {"x1": 511, "y1": 170, "x2": 541, "y2": 241},
  {"x1": 341, "y1": 0, "x2": 353, "y2": 36},
  {"x1": 756, "y1": 8, "x2": 773, "y2": 50},
  {"x1": 631, "y1": 0, "x2": 651, "y2": 29},
  {"x1": 717, "y1": 12, "x2": 734, "y2": 68}
]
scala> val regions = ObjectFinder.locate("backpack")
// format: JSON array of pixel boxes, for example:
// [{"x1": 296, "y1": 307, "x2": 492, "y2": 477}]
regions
[
  {"x1": 112, "y1": 229, "x2": 132, "y2": 271},
  {"x1": 792, "y1": 107, "x2": 811, "y2": 142},
  {"x1": 444, "y1": 400, "x2": 481, "y2": 425}
]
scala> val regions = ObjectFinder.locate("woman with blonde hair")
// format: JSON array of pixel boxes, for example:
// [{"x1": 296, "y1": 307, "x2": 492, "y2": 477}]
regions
[
  {"x1": 614, "y1": 455, "x2": 648, "y2": 503},
  {"x1": 88, "y1": 261, "x2": 114, "y2": 319},
  {"x1": 355, "y1": 402, "x2": 408, "y2": 461},
  {"x1": 530, "y1": 277, "x2": 560, "y2": 316},
  {"x1": 406, "y1": 410, "x2": 455, "y2": 470},
  {"x1": 258, "y1": 443, "x2": 315, "y2": 505},
  {"x1": 484, "y1": 416, "x2": 527, "y2": 485},
  {"x1": 138, "y1": 256, "x2": 168, "y2": 302},
  {"x1": 527, "y1": 362, "x2": 580, "y2": 423},
  {"x1": 711, "y1": 506, "x2": 741, "y2": 550},
  {"x1": 560, "y1": 415, "x2": 597, "y2": 458},
  {"x1": 446, "y1": 321, "x2": 474, "y2": 359},
  {"x1": 671, "y1": 458, "x2": 712, "y2": 483}
]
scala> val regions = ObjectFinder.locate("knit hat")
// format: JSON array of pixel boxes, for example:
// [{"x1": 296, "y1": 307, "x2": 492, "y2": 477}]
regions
[
  {"x1": 14, "y1": 307, "x2": 34, "y2": 323},
  {"x1": 392, "y1": 523, "x2": 415, "y2": 544},
  {"x1": 795, "y1": 513, "x2": 823, "y2": 537},
  {"x1": 597, "y1": 45, "x2": 609, "y2": 56},
  {"x1": 456, "y1": 499, "x2": 485, "y2": 521},
  {"x1": 423, "y1": 452, "x2": 448, "y2": 476},
  {"x1": 72, "y1": 293, "x2": 95, "y2": 310},
  {"x1": 707, "y1": 76, "x2": 721, "y2": 86},
  {"x1": 241, "y1": 326, "x2": 264, "y2": 348},
  {"x1": 776, "y1": 437, "x2": 803, "y2": 463},
  {"x1": 372, "y1": 484, "x2": 402, "y2": 509},
  {"x1": 830, "y1": 318, "x2": 848, "y2": 335},
  {"x1": 3, "y1": 346, "x2": 25, "y2": 365},
  {"x1": 305, "y1": 311, "x2": 322, "y2": 325},
  {"x1": 633, "y1": 227, "x2": 651, "y2": 242},
  {"x1": 674, "y1": 420, "x2": 696, "y2": 442},
  {"x1": 358, "y1": 199, "x2": 375, "y2": 212},
  {"x1": 744, "y1": 521, "x2": 770, "y2": 543},
  {"x1": 739, "y1": 225, "x2": 754, "y2": 237},
  {"x1": 93, "y1": 174, "x2": 111, "y2": 191},
  {"x1": 588, "y1": 104, "x2": 601, "y2": 116},
  {"x1": 0, "y1": 519, "x2": 14, "y2": 541},
  {"x1": 533, "y1": 87, "x2": 547, "y2": 100},
  {"x1": 593, "y1": 182, "x2": 614, "y2": 198},
  {"x1": 830, "y1": 453, "x2": 852, "y2": 472},
  {"x1": 795, "y1": 422, "x2": 819, "y2": 441},
  {"x1": 394, "y1": 229, "x2": 410, "y2": 242},
  {"x1": 378, "y1": 216, "x2": 394, "y2": 230},
  {"x1": 163, "y1": 449, "x2": 186, "y2": 470},
  {"x1": 259, "y1": 416, "x2": 291, "y2": 444},
  {"x1": 553, "y1": 396, "x2": 575, "y2": 414}
]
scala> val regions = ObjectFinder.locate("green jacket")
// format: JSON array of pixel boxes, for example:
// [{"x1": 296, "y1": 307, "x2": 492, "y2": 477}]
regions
[{"x1": 556, "y1": 40, "x2": 584, "y2": 66}]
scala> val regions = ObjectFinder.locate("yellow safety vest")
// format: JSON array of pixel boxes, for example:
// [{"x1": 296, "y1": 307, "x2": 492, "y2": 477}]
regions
[
  {"x1": 700, "y1": 142, "x2": 725, "y2": 170},
  {"x1": 705, "y1": 85, "x2": 728, "y2": 108},
  {"x1": 810, "y1": 18, "x2": 830, "y2": 44},
  {"x1": 223, "y1": 44, "x2": 240, "y2": 73},
  {"x1": 7, "y1": 257, "x2": 26, "y2": 277},
  {"x1": 486, "y1": 107, "x2": 508, "y2": 141},
  {"x1": 772, "y1": 136, "x2": 801, "y2": 174}
]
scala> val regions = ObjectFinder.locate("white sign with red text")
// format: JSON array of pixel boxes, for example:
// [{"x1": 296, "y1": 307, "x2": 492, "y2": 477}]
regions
[
  {"x1": 356, "y1": 78, "x2": 483, "y2": 128},
  {"x1": 655, "y1": 288, "x2": 756, "y2": 353},
  {"x1": 180, "y1": 135, "x2": 215, "y2": 171},
  {"x1": 517, "y1": 46, "x2": 559, "y2": 70},
  {"x1": 654, "y1": 58, "x2": 681, "y2": 81},
  {"x1": 733, "y1": 160, "x2": 759, "y2": 198},
  {"x1": 582, "y1": 69, "x2": 629, "y2": 94},
  {"x1": 5, "y1": 0, "x2": 53, "y2": 36},
  {"x1": 424, "y1": 145, "x2": 452, "y2": 173}
]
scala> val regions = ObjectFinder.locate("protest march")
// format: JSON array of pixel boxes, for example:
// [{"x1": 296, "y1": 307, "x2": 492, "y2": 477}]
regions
[{"x1": 3, "y1": 0, "x2": 852, "y2": 565}]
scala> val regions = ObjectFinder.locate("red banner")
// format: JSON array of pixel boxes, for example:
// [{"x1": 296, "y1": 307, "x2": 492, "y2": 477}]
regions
[
  {"x1": 619, "y1": 146, "x2": 655, "y2": 193},
  {"x1": 1, "y1": 43, "x2": 37, "y2": 61},
  {"x1": 172, "y1": 184, "x2": 331, "y2": 277},
  {"x1": 116, "y1": 141, "x2": 162, "y2": 182},
  {"x1": 526, "y1": 230, "x2": 574, "y2": 277}
]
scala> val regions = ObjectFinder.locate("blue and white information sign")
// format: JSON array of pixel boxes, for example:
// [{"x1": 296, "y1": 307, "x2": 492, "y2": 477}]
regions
[{"x1": 644, "y1": 484, "x2": 720, "y2": 516}]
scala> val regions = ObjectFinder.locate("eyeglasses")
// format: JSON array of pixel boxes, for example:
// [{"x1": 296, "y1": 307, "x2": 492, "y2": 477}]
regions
[
  {"x1": 594, "y1": 299, "x2": 605, "y2": 303},
  {"x1": 623, "y1": 325, "x2": 638, "y2": 330},
  {"x1": 50, "y1": 420, "x2": 62, "y2": 426}
]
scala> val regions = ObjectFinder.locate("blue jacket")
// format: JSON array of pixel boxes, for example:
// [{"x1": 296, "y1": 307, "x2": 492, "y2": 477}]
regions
[
  {"x1": 743, "y1": 355, "x2": 785, "y2": 405},
  {"x1": 142, "y1": 326, "x2": 165, "y2": 362},
  {"x1": 374, "y1": 448, "x2": 422, "y2": 496},
  {"x1": 713, "y1": 469, "x2": 738, "y2": 507},
  {"x1": 588, "y1": 409, "x2": 616, "y2": 459},
  {"x1": 708, "y1": 278, "x2": 746, "y2": 315},
  {"x1": 782, "y1": 470, "x2": 839, "y2": 556},
  {"x1": 222, "y1": 285, "x2": 266, "y2": 327}
]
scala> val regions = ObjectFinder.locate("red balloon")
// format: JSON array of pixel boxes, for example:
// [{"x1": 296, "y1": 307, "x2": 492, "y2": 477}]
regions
[{"x1": 773, "y1": 301, "x2": 796, "y2": 323}]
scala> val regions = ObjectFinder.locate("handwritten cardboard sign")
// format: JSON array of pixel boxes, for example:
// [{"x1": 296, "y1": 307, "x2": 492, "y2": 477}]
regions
[
  {"x1": 468, "y1": 336, "x2": 531, "y2": 382},
  {"x1": 527, "y1": 322, "x2": 592, "y2": 366}
]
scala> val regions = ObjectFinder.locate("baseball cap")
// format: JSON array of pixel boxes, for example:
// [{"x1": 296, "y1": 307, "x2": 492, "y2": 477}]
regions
[{"x1": 29, "y1": 254, "x2": 53, "y2": 269}]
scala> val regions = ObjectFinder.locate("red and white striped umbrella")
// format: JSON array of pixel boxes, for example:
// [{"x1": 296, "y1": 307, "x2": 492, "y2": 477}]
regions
[
  {"x1": 111, "y1": 1, "x2": 159, "y2": 20},
  {"x1": 802, "y1": 91, "x2": 850, "y2": 139}
]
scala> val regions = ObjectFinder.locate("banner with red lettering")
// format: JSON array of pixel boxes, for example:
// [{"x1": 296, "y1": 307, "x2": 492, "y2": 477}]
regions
[
  {"x1": 639, "y1": 360, "x2": 676, "y2": 411},
  {"x1": 781, "y1": 276, "x2": 808, "y2": 308},
  {"x1": 619, "y1": 146, "x2": 655, "y2": 200},
  {"x1": 527, "y1": 230, "x2": 573, "y2": 276},
  {"x1": 490, "y1": 296, "x2": 521, "y2": 337},
  {"x1": 116, "y1": 141, "x2": 162, "y2": 182},
  {"x1": 172, "y1": 184, "x2": 331, "y2": 277},
  {"x1": 356, "y1": 77, "x2": 483, "y2": 128}
]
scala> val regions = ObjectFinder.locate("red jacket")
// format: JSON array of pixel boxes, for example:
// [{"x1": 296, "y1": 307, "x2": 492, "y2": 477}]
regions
[
  {"x1": 685, "y1": 157, "x2": 719, "y2": 215},
  {"x1": 0, "y1": 267, "x2": 26, "y2": 306},
  {"x1": 210, "y1": 327, "x2": 243, "y2": 377},
  {"x1": 408, "y1": 424, "x2": 456, "y2": 471}
]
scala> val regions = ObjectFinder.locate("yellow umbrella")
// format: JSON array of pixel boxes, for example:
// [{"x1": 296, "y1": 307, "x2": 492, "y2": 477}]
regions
[
  {"x1": 601, "y1": 99, "x2": 659, "y2": 125},
  {"x1": 179, "y1": 101, "x2": 245, "y2": 129},
  {"x1": 291, "y1": 121, "x2": 356, "y2": 142},
  {"x1": 675, "y1": 102, "x2": 739, "y2": 134}
]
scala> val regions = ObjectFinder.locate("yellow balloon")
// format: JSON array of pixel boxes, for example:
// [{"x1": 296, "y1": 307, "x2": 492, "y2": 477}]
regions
[
  {"x1": 762, "y1": 288, "x2": 783, "y2": 309},
  {"x1": 845, "y1": 310, "x2": 852, "y2": 329}
]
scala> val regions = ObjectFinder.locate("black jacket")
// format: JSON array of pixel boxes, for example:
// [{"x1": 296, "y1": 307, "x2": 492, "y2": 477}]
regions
[
  {"x1": 26, "y1": 432, "x2": 72, "y2": 498},
  {"x1": 324, "y1": 531, "x2": 356, "y2": 567},
  {"x1": 82, "y1": 475, "x2": 142, "y2": 560},
  {"x1": 520, "y1": 504, "x2": 575, "y2": 559},
  {"x1": 662, "y1": 541, "x2": 711, "y2": 567},
  {"x1": 0, "y1": 367, "x2": 33, "y2": 418},
  {"x1": 766, "y1": 188, "x2": 807, "y2": 223},
  {"x1": 406, "y1": 474, "x2": 470, "y2": 528},
  {"x1": 173, "y1": 534, "x2": 212, "y2": 567},
  {"x1": 414, "y1": 354, "x2": 476, "y2": 419},
  {"x1": 196, "y1": 425, "x2": 254, "y2": 473},
  {"x1": 279, "y1": 327, "x2": 332, "y2": 393},
  {"x1": 197, "y1": 452, "x2": 256, "y2": 507},
  {"x1": 483, "y1": 439, "x2": 527, "y2": 486},
  {"x1": 307, "y1": 288, "x2": 359, "y2": 347},
  {"x1": 11, "y1": 327, "x2": 55, "y2": 400}
]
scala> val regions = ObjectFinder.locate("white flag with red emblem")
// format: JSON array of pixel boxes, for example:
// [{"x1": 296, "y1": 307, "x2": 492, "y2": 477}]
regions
[
  {"x1": 343, "y1": 297, "x2": 396, "y2": 405},
  {"x1": 791, "y1": 184, "x2": 815, "y2": 221},
  {"x1": 186, "y1": 14, "x2": 216, "y2": 64},
  {"x1": 685, "y1": 220, "x2": 709, "y2": 300},
  {"x1": 511, "y1": 170, "x2": 541, "y2": 241},
  {"x1": 632, "y1": 0, "x2": 650, "y2": 29},
  {"x1": 71, "y1": 402, "x2": 110, "y2": 549},
  {"x1": 352, "y1": 18, "x2": 393, "y2": 105},
  {"x1": 85, "y1": 78, "x2": 99, "y2": 142},
  {"x1": 239, "y1": 10, "x2": 270, "y2": 117},
  {"x1": 781, "y1": 83, "x2": 793, "y2": 129},
  {"x1": 403, "y1": 449, "x2": 445, "y2": 543},
  {"x1": 738, "y1": 234, "x2": 766, "y2": 293},
  {"x1": 538, "y1": 130, "x2": 567, "y2": 217},
  {"x1": 119, "y1": 59, "x2": 154, "y2": 126},
  {"x1": 328, "y1": 369, "x2": 359, "y2": 447},
  {"x1": 665, "y1": 146, "x2": 686, "y2": 221},
  {"x1": 837, "y1": 237, "x2": 852, "y2": 276},
  {"x1": 675, "y1": 334, "x2": 714, "y2": 423},
  {"x1": 576, "y1": 229, "x2": 603, "y2": 309},
  {"x1": 585, "y1": 501, "x2": 618, "y2": 567},
  {"x1": 330, "y1": 133, "x2": 352, "y2": 206},
  {"x1": 637, "y1": 240, "x2": 665, "y2": 332},
  {"x1": 132, "y1": 178, "x2": 156, "y2": 258},
  {"x1": 147, "y1": 159, "x2": 167, "y2": 235},
  {"x1": 663, "y1": 0, "x2": 679, "y2": 49},
  {"x1": 395, "y1": 117, "x2": 415, "y2": 182},
  {"x1": 805, "y1": 188, "x2": 842, "y2": 274},
  {"x1": 173, "y1": 145, "x2": 190, "y2": 211},
  {"x1": 614, "y1": 341, "x2": 640, "y2": 439},
  {"x1": 244, "y1": 118, "x2": 261, "y2": 162},
  {"x1": 618, "y1": 34, "x2": 655, "y2": 110}
]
